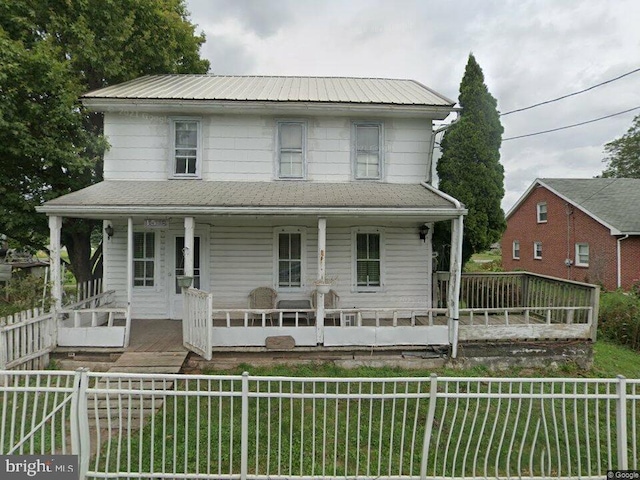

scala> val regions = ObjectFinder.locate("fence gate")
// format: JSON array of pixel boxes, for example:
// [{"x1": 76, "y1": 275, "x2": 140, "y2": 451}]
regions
[{"x1": 182, "y1": 287, "x2": 213, "y2": 360}]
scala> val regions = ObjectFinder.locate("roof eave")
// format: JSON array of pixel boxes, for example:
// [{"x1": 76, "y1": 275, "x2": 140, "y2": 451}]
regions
[
  {"x1": 37, "y1": 205, "x2": 467, "y2": 218},
  {"x1": 81, "y1": 98, "x2": 456, "y2": 119}
]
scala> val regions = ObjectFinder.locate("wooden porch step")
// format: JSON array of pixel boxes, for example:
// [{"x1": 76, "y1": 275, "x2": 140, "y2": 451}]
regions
[{"x1": 106, "y1": 351, "x2": 188, "y2": 374}]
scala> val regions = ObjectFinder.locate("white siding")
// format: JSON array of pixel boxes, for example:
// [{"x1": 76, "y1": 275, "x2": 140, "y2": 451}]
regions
[
  {"x1": 102, "y1": 112, "x2": 433, "y2": 183},
  {"x1": 104, "y1": 218, "x2": 431, "y2": 318}
]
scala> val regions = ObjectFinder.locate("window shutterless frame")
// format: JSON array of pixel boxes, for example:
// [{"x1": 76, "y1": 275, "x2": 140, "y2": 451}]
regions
[
  {"x1": 533, "y1": 241, "x2": 543, "y2": 260},
  {"x1": 276, "y1": 121, "x2": 306, "y2": 179},
  {"x1": 512, "y1": 240, "x2": 520, "y2": 260},
  {"x1": 352, "y1": 227, "x2": 384, "y2": 292},
  {"x1": 575, "y1": 243, "x2": 589, "y2": 267},
  {"x1": 273, "y1": 227, "x2": 306, "y2": 290},
  {"x1": 536, "y1": 202, "x2": 547, "y2": 223},
  {"x1": 352, "y1": 122, "x2": 383, "y2": 180},
  {"x1": 170, "y1": 118, "x2": 202, "y2": 178},
  {"x1": 133, "y1": 231, "x2": 157, "y2": 287}
]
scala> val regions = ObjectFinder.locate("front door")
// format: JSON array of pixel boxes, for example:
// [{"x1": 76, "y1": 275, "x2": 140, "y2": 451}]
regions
[{"x1": 169, "y1": 235, "x2": 202, "y2": 319}]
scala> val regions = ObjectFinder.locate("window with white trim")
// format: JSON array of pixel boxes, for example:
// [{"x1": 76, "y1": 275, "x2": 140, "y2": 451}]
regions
[
  {"x1": 277, "y1": 122, "x2": 305, "y2": 178},
  {"x1": 534, "y1": 241, "x2": 542, "y2": 260},
  {"x1": 172, "y1": 119, "x2": 200, "y2": 177},
  {"x1": 537, "y1": 202, "x2": 547, "y2": 223},
  {"x1": 575, "y1": 243, "x2": 589, "y2": 267},
  {"x1": 355, "y1": 232, "x2": 382, "y2": 289},
  {"x1": 277, "y1": 232, "x2": 302, "y2": 288},
  {"x1": 512, "y1": 240, "x2": 520, "y2": 260},
  {"x1": 133, "y1": 232, "x2": 155, "y2": 287},
  {"x1": 353, "y1": 122, "x2": 382, "y2": 179}
]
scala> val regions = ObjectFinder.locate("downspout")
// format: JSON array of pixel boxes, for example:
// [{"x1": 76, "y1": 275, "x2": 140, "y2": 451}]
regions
[
  {"x1": 427, "y1": 113, "x2": 460, "y2": 185},
  {"x1": 617, "y1": 234, "x2": 629, "y2": 288}
]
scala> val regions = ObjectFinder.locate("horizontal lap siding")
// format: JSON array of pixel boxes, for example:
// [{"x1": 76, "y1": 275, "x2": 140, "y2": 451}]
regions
[
  {"x1": 105, "y1": 221, "x2": 431, "y2": 318},
  {"x1": 102, "y1": 113, "x2": 433, "y2": 183}
]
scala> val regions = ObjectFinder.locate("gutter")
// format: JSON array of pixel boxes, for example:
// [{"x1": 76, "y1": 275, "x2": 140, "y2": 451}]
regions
[
  {"x1": 36, "y1": 204, "x2": 467, "y2": 218},
  {"x1": 617, "y1": 234, "x2": 629, "y2": 288},
  {"x1": 420, "y1": 182, "x2": 465, "y2": 211}
]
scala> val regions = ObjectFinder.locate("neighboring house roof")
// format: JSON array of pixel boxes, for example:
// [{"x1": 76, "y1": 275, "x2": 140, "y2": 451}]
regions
[
  {"x1": 507, "y1": 178, "x2": 640, "y2": 234},
  {"x1": 38, "y1": 181, "x2": 465, "y2": 219},
  {"x1": 82, "y1": 75, "x2": 455, "y2": 107}
]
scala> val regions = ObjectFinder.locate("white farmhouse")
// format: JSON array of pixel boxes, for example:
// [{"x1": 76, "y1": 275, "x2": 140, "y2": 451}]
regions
[{"x1": 39, "y1": 75, "x2": 466, "y2": 353}]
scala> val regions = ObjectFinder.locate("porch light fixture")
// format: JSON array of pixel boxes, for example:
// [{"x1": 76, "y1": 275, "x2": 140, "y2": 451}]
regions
[
  {"x1": 418, "y1": 225, "x2": 429, "y2": 242},
  {"x1": 105, "y1": 224, "x2": 114, "y2": 239}
]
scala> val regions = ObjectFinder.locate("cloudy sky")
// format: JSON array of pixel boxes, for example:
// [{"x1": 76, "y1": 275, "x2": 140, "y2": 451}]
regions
[{"x1": 185, "y1": 0, "x2": 640, "y2": 211}]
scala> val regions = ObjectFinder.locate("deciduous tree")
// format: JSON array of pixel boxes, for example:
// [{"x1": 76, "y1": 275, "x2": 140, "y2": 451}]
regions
[
  {"x1": 0, "y1": 0, "x2": 210, "y2": 283},
  {"x1": 602, "y1": 114, "x2": 640, "y2": 178}
]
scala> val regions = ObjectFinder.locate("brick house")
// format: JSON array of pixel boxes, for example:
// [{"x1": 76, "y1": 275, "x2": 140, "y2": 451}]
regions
[{"x1": 501, "y1": 178, "x2": 640, "y2": 291}]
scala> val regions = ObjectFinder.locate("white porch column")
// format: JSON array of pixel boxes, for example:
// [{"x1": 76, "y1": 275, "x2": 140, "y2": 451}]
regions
[
  {"x1": 184, "y1": 217, "x2": 195, "y2": 283},
  {"x1": 125, "y1": 217, "x2": 133, "y2": 347},
  {"x1": 316, "y1": 217, "x2": 327, "y2": 344},
  {"x1": 448, "y1": 215, "x2": 464, "y2": 359},
  {"x1": 48, "y1": 216, "x2": 62, "y2": 311}
]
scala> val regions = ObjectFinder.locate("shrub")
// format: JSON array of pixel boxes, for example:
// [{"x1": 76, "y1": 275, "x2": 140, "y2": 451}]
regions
[
  {"x1": 0, "y1": 273, "x2": 51, "y2": 318},
  {"x1": 598, "y1": 291, "x2": 640, "y2": 351}
]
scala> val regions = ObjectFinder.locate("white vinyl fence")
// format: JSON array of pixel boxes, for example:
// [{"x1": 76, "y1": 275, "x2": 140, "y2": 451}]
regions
[{"x1": 1, "y1": 370, "x2": 638, "y2": 480}]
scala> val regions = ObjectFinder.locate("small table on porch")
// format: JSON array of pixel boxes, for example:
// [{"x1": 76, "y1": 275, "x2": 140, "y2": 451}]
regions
[{"x1": 276, "y1": 299, "x2": 312, "y2": 325}]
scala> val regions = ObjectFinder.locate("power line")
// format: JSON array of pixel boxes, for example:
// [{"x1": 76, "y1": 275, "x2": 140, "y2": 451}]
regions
[
  {"x1": 502, "y1": 106, "x2": 640, "y2": 141},
  {"x1": 501, "y1": 67, "x2": 640, "y2": 116}
]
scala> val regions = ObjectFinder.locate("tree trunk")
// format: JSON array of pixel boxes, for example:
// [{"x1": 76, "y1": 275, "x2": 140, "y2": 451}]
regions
[{"x1": 62, "y1": 219, "x2": 96, "y2": 285}]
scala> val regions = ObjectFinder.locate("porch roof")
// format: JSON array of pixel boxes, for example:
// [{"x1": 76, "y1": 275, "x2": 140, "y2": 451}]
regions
[{"x1": 38, "y1": 181, "x2": 466, "y2": 219}]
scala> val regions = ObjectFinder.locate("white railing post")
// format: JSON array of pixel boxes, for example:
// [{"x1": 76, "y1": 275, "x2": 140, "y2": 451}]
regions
[
  {"x1": 616, "y1": 375, "x2": 628, "y2": 469},
  {"x1": 206, "y1": 292, "x2": 213, "y2": 361},
  {"x1": 71, "y1": 368, "x2": 91, "y2": 480},
  {"x1": 240, "y1": 371, "x2": 249, "y2": 480},
  {"x1": 0, "y1": 326, "x2": 7, "y2": 370},
  {"x1": 420, "y1": 373, "x2": 438, "y2": 480}
]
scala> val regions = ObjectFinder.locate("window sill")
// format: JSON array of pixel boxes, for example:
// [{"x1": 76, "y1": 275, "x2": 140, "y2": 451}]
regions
[
  {"x1": 170, "y1": 175, "x2": 201, "y2": 180},
  {"x1": 575, "y1": 264, "x2": 589, "y2": 268}
]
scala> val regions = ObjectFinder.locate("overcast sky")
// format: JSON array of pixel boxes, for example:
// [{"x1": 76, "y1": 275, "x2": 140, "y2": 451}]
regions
[{"x1": 185, "y1": 0, "x2": 640, "y2": 211}]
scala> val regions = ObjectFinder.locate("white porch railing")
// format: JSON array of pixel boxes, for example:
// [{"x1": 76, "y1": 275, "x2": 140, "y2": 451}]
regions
[
  {"x1": 58, "y1": 280, "x2": 131, "y2": 348},
  {"x1": 1, "y1": 370, "x2": 638, "y2": 478},
  {"x1": 0, "y1": 308, "x2": 57, "y2": 369},
  {"x1": 183, "y1": 288, "x2": 213, "y2": 360}
]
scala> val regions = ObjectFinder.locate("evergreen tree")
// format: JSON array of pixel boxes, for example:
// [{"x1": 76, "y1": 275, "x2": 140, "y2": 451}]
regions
[
  {"x1": 435, "y1": 54, "x2": 505, "y2": 267},
  {"x1": 602, "y1": 114, "x2": 640, "y2": 178}
]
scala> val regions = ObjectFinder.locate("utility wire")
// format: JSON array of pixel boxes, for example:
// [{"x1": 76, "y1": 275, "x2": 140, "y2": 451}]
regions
[
  {"x1": 503, "y1": 105, "x2": 640, "y2": 141},
  {"x1": 501, "y1": 67, "x2": 640, "y2": 116}
]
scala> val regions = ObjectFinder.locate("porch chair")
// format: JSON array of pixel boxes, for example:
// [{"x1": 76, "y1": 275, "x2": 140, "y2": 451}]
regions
[
  {"x1": 310, "y1": 289, "x2": 340, "y2": 325},
  {"x1": 248, "y1": 287, "x2": 277, "y2": 325}
]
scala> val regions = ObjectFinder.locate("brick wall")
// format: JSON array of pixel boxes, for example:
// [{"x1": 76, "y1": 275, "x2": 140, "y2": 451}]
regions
[{"x1": 501, "y1": 184, "x2": 640, "y2": 290}]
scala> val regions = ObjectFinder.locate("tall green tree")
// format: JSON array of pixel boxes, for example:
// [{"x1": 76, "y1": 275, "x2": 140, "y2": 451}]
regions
[
  {"x1": 602, "y1": 114, "x2": 640, "y2": 178},
  {"x1": 435, "y1": 53, "x2": 505, "y2": 267},
  {"x1": 0, "y1": 0, "x2": 210, "y2": 283}
]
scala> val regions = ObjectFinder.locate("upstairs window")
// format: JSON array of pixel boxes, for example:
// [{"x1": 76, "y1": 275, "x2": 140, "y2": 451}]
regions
[
  {"x1": 534, "y1": 241, "x2": 543, "y2": 260},
  {"x1": 354, "y1": 123, "x2": 382, "y2": 179},
  {"x1": 355, "y1": 232, "x2": 382, "y2": 289},
  {"x1": 172, "y1": 119, "x2": 200, "y2": 177},
  {"x1": 277, "y1": 231, "x2": 302, "y2": 288},
  {"x1": 512, "y1": 240, "x2": 520, "y2": 260},
  {"x1": 575, "y1": 243, "x2": 589, "y2": 267},
  {"x1": 133, "y1": 232, "x2": 155, "y2": 287},
  {"x1": 537, "y1": 202, "x2": 547, "y2": 223},
  {"x1": 278, "y1": 122, "x2": 305, "y2": 179}
]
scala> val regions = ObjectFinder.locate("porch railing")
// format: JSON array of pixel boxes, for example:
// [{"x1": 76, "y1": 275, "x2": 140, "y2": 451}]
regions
[
  {"x1": 436, "y1": 271, "x2": 600, "y2": 341},
  {"x1": 1, "y1": 370, "x2": 637, "y2": 478},
  {"x1": 58, "y1": 279, "x2": 131, "y2": 348}
]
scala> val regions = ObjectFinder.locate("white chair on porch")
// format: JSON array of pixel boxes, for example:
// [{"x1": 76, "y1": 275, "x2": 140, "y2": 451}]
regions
[
  {"x1": 311, "y1": 289, "x2": 340, "y2": 325},
  {"x1": 248, "y1": 287, "x2": 277, "y2": 326}
]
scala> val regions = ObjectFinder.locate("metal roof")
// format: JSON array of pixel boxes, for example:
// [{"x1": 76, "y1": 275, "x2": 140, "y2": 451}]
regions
[
  {"x1": 82, "y1": 75, "x2": 455, "y2": 106},
  {"x1": 509, "y1": 178, "x2": 640, "y2": 234},
  {"x1": 39, "y1": 181, "x2": 465, "y2": 218}
]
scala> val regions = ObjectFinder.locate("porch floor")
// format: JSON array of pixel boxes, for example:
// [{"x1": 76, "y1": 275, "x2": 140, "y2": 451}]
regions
[{"x1": 127, "y1": 318, "x2": 185, "y2": 352}]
